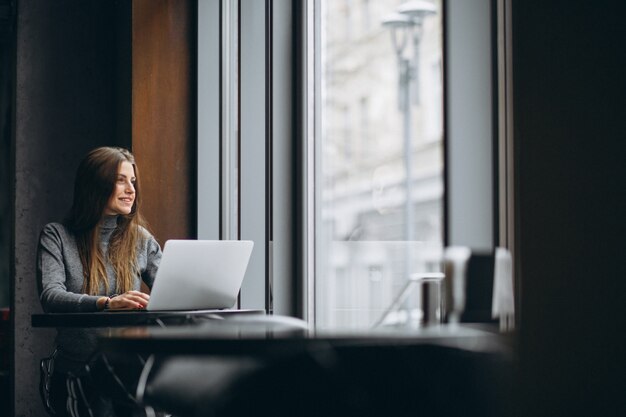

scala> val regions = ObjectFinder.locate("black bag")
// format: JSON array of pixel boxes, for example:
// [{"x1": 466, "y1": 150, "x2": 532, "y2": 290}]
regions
[
  {"x1": 39, "y1": 349, "x2": 58, "y2": 416},
  {"x1": 39, "y1": 349, "x2": 109, "y2": 417},
  {"x1": 40, "y1": 349, "x2": 152, "y2": 416}
]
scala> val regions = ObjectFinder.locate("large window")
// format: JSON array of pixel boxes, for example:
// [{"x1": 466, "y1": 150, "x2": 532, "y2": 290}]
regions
[
  {"x1": 198, "y1": 0, "x2": 497, "y2": 322},
  {"x1": 313, "y1": 0, "x2": 444, "y2": 329}
]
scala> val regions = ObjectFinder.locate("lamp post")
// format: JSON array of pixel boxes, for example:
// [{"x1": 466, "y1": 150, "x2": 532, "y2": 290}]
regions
[
  {"x1": 382, "y1": 1, "x2": 436, "y2": 323},
  {"x1": 398, "y1": 1, "x2": 437, "y2": 106},
  {"x1": 382, "y1": 1, "x2": 435, "y2": 245}
]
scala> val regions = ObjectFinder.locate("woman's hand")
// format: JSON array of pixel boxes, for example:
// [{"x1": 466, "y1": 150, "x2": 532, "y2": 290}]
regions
[{"x1": 107, "y1": 290, "x2": 150, "y2": 310}]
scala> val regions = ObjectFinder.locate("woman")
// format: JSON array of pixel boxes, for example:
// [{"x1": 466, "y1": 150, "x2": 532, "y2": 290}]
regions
[{"x1": 37, "y1": 147, "x2": 162, "y2": 416}]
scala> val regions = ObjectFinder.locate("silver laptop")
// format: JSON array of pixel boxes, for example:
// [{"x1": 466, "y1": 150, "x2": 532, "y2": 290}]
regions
[{"x1": 146, "y1": 240, "x2": 254, "y2": 311}]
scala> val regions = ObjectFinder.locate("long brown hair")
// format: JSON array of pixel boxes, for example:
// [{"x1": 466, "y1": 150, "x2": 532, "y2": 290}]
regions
[{"x1": 65, "y1": 147, "x2": 147, "y2": 295}]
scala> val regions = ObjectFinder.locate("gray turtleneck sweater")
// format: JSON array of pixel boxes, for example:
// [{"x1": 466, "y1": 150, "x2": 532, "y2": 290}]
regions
[{"x1": 37, "y1": 215, "x2": 162, "y2": 369}]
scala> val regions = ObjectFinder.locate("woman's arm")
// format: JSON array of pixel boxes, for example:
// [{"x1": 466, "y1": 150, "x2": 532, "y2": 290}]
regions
[{"x1": 37, "y1": 223, "x2": 102, "y2": 312}]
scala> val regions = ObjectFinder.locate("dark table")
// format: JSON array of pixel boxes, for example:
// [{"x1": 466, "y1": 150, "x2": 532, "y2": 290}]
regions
[
  {"x1": 95, "y1": 318, "x2": 514, "y2": 417},
  {"x1": 98, "y1": 317, "x2": 510, "y2": 357},
  {"x1": 31, "y1": 309, "x2": 265, "y2": 328}
]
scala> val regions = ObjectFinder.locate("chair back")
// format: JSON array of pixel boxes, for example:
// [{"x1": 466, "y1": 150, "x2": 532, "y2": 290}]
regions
[{"x1": 444, "y1": 247, "x2": 513, "y2": 325}]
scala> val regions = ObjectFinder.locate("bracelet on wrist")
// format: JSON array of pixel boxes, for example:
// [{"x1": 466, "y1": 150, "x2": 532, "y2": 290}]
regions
[{"x1": 103, "y1": 294, "x2": 119, "y2": 310}]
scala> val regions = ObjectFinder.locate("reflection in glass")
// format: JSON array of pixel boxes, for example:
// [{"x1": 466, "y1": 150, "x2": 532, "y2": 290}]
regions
[{"x1": 316, "y1": 0, "x2": 443, "y2": 330}]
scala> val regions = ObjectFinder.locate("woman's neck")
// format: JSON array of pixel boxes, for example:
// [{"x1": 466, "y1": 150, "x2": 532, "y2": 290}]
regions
[{"x1": 100, "y1": 215, "x2": 119, "y2": 230}]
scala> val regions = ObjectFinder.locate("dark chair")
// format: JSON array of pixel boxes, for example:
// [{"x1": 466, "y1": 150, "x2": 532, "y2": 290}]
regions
[
  {"x1": 137, "y1": 315, "x2": 310, "y2": 416},
  {"x1": 444, "y1": 247, "x2": 514, "y2": 326},
  {"x1": 461, "y1": 252, "x2": 498, "y2": 324},
  {"x1": 138, "y1": 355, "x2": 265, "y2": 417},
  {"x1": 192, "y1": 343, "x2": 514, "y2": 417}
]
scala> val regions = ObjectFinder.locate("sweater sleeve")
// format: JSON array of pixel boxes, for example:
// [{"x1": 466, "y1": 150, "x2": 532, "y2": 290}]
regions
[
  {"x1": 37, "y1": 224, "x2": 100, "y2": 313},
  {"x1": 141, "y1": 233, "x2": 162, "y2": 289}
]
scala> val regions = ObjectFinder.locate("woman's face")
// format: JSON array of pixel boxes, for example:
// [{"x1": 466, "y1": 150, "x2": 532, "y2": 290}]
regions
[{"x1": 104, "y1": 161, "x2": 136, "y2": 216}]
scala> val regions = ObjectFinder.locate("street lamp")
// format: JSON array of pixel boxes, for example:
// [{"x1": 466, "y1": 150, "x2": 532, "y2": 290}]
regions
[
  {"x1": 381, "y1": 13, "x2": 414, "y2": 111},
  {"x1": 381, "y1": 1, "x2": 435, "y2": 244},
  {"x1": 382, "y1": 2, "x2": 436, "y2": 324},
  {"x1": 398, "y1": 1, "x2": 437, "y2": 106}
]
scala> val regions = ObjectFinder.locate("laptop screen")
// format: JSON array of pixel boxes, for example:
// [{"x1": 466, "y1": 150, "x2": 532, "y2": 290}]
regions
[{"x1": 146, "y1": 240, "x2": 253, "y2": 311}]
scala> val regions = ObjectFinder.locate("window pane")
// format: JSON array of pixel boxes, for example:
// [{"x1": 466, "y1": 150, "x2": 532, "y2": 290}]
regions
[
  {"x1": 315, "y1": 0, "x2": 444, "y2": 330},
  {"x1": 223, "y1": 0, "x2": 239, "y2": 240}
]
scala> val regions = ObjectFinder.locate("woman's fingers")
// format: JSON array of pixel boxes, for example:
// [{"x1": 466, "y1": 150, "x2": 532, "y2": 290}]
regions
[
  {"x1": 126, "y1": 290, "x2": 150, "y2": 302},
  {"x1": 110, "y1": 291, "x2": 150, "y2": 310}
]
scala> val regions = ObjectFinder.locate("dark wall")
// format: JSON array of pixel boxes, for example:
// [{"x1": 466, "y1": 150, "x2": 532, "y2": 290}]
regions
[
  {"x1": 13, "y1": 0, "x2": 130, "y2": 415},
  {"x1": 0, "y1": 0, "x2": 15, "y2": 412},
  {"x1": 0, "y1": 0, "x2": 13, "y2": 310},
  {"x1": 513, "y1": 1, "x2": 626, "y2": 416}
]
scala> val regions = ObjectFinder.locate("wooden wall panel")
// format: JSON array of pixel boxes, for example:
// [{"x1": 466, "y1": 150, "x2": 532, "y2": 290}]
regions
[{"x1": 132, "y1": 0, "x2": 196, "y2": 246}]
